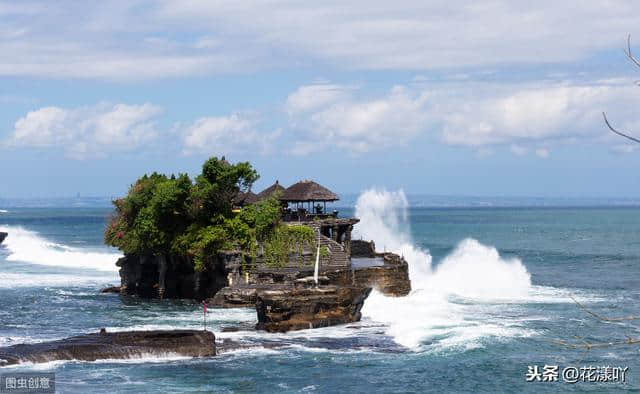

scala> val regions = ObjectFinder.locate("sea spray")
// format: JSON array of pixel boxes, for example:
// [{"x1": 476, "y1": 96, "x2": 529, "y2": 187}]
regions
[
  {"x1": 352, "y1": 189, "x2": 433, "y2": 283},
  {"x1": 356, "y1": 189, "x2": 534, "y2": 349},
  {"x1": 0, "y1": 225, "x2": 121, "y2": 272}
]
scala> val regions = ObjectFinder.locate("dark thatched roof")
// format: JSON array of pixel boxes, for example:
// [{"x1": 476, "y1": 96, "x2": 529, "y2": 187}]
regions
[
  {"x1": 234, "y1": 191, "x2": 258, "y2": 206},
  {"x1": 256, "y1": 181, "x2": 285, "y2": 200},
  {"x1": 281, "y1": 180, "x2": 339, "y2": 202}
]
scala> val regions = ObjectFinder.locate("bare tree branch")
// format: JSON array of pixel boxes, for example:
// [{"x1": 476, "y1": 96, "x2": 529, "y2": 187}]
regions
[
  {"x1": 625, "y1": 34, "x2": 640, "y2": 69},
  {"x1": 605, "y1": 35, "x2": 640, "y2": 143},
  {"x1": 552, "y1": 337, "x2": 640, "y2": 349},
  {"x1": 603, "y1": 112, "x2": 640, "y2": 144},
  {"x1": 551, "y1": 296, "x2": 640, "y2": 350},
  {"x1": 569, "y1": 295, "x2": 638, "y2": 322}
]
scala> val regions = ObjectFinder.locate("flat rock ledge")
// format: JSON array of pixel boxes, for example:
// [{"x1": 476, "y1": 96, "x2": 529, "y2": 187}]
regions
[
  {"x1": 255, "y1": 286, "x2": 372, "y2": 332},
  {"x1": 353, "y1": 253, "x2": 411, "y2": 297},
  {"x1": 0, "y1": 330, "x2": 215, "y2": 366},
  {"x1": 0, "y1": 232, "x2": 6, "y2": 245}
]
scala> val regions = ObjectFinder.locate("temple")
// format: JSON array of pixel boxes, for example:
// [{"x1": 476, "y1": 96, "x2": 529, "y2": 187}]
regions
[{"x1": 117, "y1": 179, "x2": 411, "y2": 332}]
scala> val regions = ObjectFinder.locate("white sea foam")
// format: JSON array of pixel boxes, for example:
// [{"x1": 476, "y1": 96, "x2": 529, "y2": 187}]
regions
[
  {"x1": 355, "y1": 189, "x2": 578, "y2": 350},
  {"x1": 3, "y1": 354, "x2": 193, "y2": 370},
  {"x1": 218, "y1": 346, "x2": 281, "y2": 357},
  {"x1": 0, "y1": 210, "x2": 8, "y2": 213},
  {"x1": 0, "y1": 273, "x2": 117, "y2": 288},
  {"x1": 0, "y1": 225, "x2": 121, "y2": 272}
]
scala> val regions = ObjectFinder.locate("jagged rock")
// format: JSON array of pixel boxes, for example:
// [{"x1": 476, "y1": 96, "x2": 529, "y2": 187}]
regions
[
  {"x1": 353, "y1": 253, "x2": 411, "y2": 296},
  {"x1": 0, "y1": 330, "x2": 215, "y2": 366},
  {"x1": 111, "y1": 228, "x2": 410, "y2": 333},
  {"x1": 209, "y1": 286, "x2": 260, "y2": 308},
  {"x1": 100, "y1": 286, "x2": 121, "y2": 294},
  {"x1": 255, "y1": 286, "x2": 372, "y2": 332},
  {"x1": 0, "y1": 232, "x2": 7, "y2": 245},
  {"x1": 117, "y1": 253, "x2": 230, "y2": 300}
]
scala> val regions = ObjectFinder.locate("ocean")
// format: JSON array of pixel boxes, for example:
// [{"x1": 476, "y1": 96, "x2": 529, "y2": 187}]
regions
[{"x1": 0, "y1": 191, "x2": 638, "y2": 393}]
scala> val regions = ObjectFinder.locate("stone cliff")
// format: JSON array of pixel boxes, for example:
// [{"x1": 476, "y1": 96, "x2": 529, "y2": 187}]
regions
[{"x1": 112, "y1": 224, "x2": 411, "y2": 332}]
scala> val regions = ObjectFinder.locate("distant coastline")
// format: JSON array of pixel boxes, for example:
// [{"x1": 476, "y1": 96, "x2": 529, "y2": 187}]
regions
[{"x1": 2, "y1": 194, "x2": 640, "y2": 209}]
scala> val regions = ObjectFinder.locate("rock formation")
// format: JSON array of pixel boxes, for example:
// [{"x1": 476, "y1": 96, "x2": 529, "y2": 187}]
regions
[
  {"x1": 352, "y1": 253, "x2": 411, "y2": 297},
  {"x1": 0, "y1": 330, "x2": 215, "y2": 366},
  {"x1": 117, "y1": 253, "x2": 229, "y2": 300},
  {"x1": 255, "y1": 286, "x2": 372, "y2": 332},
  {"x1": 113, "y1": 222, "x2": 411, "y2": 332},
  {"x1": 0, "y1": 232, "x2": 7, "y2": 245}
]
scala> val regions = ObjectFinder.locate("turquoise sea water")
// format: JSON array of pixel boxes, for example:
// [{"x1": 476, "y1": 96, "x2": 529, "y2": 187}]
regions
[{"x1": 0, "y1": 195, "x2": 638, "y2": 393}]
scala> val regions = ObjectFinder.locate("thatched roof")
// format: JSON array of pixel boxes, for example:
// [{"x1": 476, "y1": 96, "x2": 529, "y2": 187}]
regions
[
  {"x1": 256, "y1": 180, "x2": 285, "y2": 200},
  {"x1": 234, "y1": 191, "x2": 258, "y2": 205},
  {"x1": 281, "y1": 180, "x2": 339, "y2": 202}
]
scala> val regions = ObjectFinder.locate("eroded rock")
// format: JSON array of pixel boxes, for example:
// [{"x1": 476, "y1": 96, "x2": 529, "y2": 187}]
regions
[
  {"x1": 0, "y1": 330, "x2": 215, "y2": 366},
  {"x1": 209, "y1": 286, "x2": 260, "y2": 308},
  {"x1": 353, "y1": 253, "x2": 411, "y2": 296},
  {"x1": 255, "y1": 286, "x2": 372, "y2": 332}
]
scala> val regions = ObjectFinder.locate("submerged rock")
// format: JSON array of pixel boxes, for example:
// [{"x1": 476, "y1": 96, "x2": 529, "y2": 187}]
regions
[
  {"x1": 255, "y1": 286, "x2": 372, "y2": 332},
  {"x1": 0, "y1": 330, "x2": 215, "y2": 366},
  {"x1": 100, "y1": 286, "x2": 121, "y2": 294},
  {"x1": 0, "y1": 232, "x2": 6, "y2": 245}
]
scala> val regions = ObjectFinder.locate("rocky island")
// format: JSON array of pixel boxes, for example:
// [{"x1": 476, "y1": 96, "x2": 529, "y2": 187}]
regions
[
  {"x1": 106, "y1": 157, "x2": 411, "y2": 332},
  {"x1": 0, "y1": 156, "x2": 412, "y2": 366}
]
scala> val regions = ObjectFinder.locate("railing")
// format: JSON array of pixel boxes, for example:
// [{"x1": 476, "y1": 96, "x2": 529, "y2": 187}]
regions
[{"x1": 282, "y1": 209, "x2": 338, "y2": 222}]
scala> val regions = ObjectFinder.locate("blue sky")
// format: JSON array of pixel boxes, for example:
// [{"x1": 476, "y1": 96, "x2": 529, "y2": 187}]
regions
[{"x1": 2, "y1": 1, "x2": 640, "y2": 198}]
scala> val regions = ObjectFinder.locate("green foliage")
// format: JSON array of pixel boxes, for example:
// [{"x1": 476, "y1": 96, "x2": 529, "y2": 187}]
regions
[
  {"x1": 192, "y1": 157, "x2": 258, "y2": 222},
  {"x1": 105, "y1": 156, "x2": 267, "y2": 271},
  {"x1": 105, "y1": 172, "x2": 192, "y2": 255},
  {"x1": 320, "y1": 246, "x2": 330, "y2": 259},
  {"x1": 104, "y1": 156, "x2": 320, "y2": 272},
  {"x1": 263, "y1": 224, "x2": 317, "y2": 268}
]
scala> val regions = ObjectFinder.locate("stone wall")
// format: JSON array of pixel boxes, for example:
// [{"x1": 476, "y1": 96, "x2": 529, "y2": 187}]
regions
[{"x1": 350, "y1": 239, "x2": 376, "y2": 258}]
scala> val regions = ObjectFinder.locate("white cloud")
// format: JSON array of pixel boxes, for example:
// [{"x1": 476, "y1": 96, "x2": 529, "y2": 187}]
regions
[
  {"x1": 1, "y1": 1, "x2": 640, "y2": 79},
  {"x1": 285, "y1": 78, "x2": 640, "y2": 156},
  {"x1": 181, "y1": 113, "x2": 280, "y2": 155},
  {"x1": 286, "y1": 84, "x2": 433, "y2": 154},
  {"x1": 285, "y1": 84, "x2": 351, "y2": 115},
  {"x1": 439, "y1": 81, "x2": 640, "y2": 148},
  {"x1": 535, "y1": 148, "x2": 550, "y2": 158},
  {"x1": 6, "y1": 103, "x2": 162, "y2": 159}
]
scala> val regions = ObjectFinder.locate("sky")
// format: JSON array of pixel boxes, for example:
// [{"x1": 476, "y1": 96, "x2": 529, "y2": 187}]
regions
[{"x1": 2, "y1": 1, "x2": 640, "y2": 199}]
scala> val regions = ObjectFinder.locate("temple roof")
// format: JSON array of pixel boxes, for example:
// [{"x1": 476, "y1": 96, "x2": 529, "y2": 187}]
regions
[
  {"x1": 234, "y1": 190, "x2": 258, "y2": 205},
  {"x1": 256, "y1": 180, "x2": 285, "y2": 200},
  {"x1": 281, "y1": 180, "x2": 339, "y2": 202}
]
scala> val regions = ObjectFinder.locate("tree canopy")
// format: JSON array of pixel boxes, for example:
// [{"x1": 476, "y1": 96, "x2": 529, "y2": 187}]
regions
[{"x1": 104, "y1": 156, "x2": 283, "y2": 271}]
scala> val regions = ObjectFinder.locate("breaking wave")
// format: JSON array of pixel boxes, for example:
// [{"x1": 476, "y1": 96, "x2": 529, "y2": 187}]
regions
[
  {"x1": 354, "y1": 189, "x2": 561, "y2": 350},
  {"x1": 0, "y1": 225, "x2": 120, "y2": 272}
]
